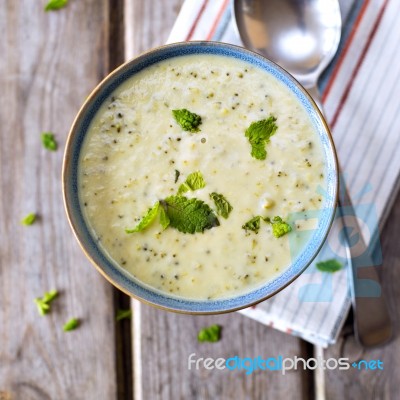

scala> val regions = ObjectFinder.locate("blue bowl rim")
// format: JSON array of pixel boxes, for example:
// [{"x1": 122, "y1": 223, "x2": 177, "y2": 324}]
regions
[{"x1": 62, "y1": 41, "x2": 339, "y2": 314}]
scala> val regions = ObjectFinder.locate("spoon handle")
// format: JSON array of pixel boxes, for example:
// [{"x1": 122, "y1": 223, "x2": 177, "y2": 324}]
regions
[
  {"x1": 307, "y1": 84, "x2": 393, "y2": 348},
  {"x1": 339, "y1": 176, "x2": 393, "y2": 348}
]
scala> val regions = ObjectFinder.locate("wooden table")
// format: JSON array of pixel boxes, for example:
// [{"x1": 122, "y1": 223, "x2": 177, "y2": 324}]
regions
[{"x1": 1, "y1": 1, "x2": 399, "y2": 399}]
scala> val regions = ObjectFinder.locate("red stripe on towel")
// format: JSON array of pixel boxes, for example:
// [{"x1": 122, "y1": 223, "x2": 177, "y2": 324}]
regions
[
  {"x1": 185, "y1": 0, "x2": 209, "y2": 41},
  {"x1": 330, "y1": 0, "x2": 389, "y2": 129},
  {"x1": 205, "y1": 0, "x2": 230, "y2": 40},
  {"x1": 322, "y1": 0, "x2": 371, "y2": 103}
]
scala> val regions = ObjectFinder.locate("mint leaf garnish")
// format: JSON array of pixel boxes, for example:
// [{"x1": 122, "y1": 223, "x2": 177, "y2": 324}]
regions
[
  {"x1": 41, "y1": 132, "x2": 58, "y2": 151},
  {"x1": 209, "y1": 192, "x2": 233, "y2": 219},
  {"x1": 160, "y1": 196, "x2": 219, "y2": 234},
  {"x1": 34, "y1": 299, "x2": 50, "y2": 316},
  {"x1": 42, "y1": 290, "x2": 58, "y2": 304},
  {"x1": 266, "y1": 216, "x2": 292, "y2": 238},
  {"x1": 178, "y1": 171, "x2": 206, "y2": 194},
  {"x1": 172, "y1": 109, "x2": 202, "y2": 132},
  {"x1": 316, "y1": 259, "x2": 343, "y2": 273},
  {"x1": 242, "y1": 216, "x2": 262, "y2": 233},
  {"x1": 250, "y1": 142, "x2": 267, "y2": 160},
  {"x1": 126, "y1": 202, "x2": 160, "y2": 233},
  {"x1": 159, "y1": 206, "x2": 170, "y2": 230},
  {"x1": 44, "y1": 0, "x2": 68, "y2": 11},
  {"x1": 198, "y1": 324, "x2": 222, "y2": 343},
  {"x1": 63, "y1": 318, "x2": 79, "y2": 332},
  {"x1": 21, "y1": 213, "x2": 37, "y2": 226},
  {"x1": 245, "y1": 116, "x2": 277, "y2": 160},
  {"x1": 116, "y1": 309, "x2": 132, "y2": 321}
]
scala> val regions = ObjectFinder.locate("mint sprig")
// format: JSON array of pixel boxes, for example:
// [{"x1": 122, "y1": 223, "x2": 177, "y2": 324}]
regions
[
  {"x1": 266, "y1": 216, "x2": 292, "y2": 238},
  {"x1": 125, "y1": 202, "x2": 160, "y2": 233},
  {"x1": 160, "y1": 196, "x2": 219, "y2": 234},
  {"x1": 126, "y1": 195, "x2": 219, "y2": 235},
  {"x1": 198, "y1": 324, "x2": 222, "y2": 343},
  {"x1": 159, "y1": 206, "x2": 170, "y2": 230},
  {"x1": 245, "y1": 116, "x2": 277, "y2": 160},
  {"x1": 21, "y1": 213, "x2": 37, "y2": 226},
  {"x1": 44, "y1": 0, "x2": 68, "y2": 11},
  {"x1": 41, "y1": 132, "x2": 58, "y2": 151},
  {"x1": 209, "y1": 192, "x2": 233, "y2": 219},
  {"x1": 172, "y1": 109, "x2": 202, "y2": 132},
  {"x1": 178, "y1": 171, "x2": 206, "y2": 194},
  {"x1": 34, "y1": 290, "x2": 58, "y2": 316},
  {"x1": 316, "y1": 259, "x2": 343, "y2": 273},
  {"x1": 63, "y1": 318, "x2": 79, "y2": 332},
  {"x1": 242, "y1": 216, "x2": 262, "y2": 233}
]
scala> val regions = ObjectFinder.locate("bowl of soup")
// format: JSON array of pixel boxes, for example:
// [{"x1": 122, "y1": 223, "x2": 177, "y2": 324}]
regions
[{"x1": 62, "y1": 41, "x2": 338, "y2": 313}]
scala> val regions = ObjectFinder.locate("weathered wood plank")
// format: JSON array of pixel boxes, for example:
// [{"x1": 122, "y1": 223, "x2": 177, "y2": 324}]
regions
[
  {"x1": 135, "y1": 308, "x2": 314, "y2": 400},
  {"x1": 125, "y1": 1, "x2": 312, "y2": 399},
  {"x1": 125, "y1": 0, "x2": 185, "y2": 59},
  {"x1": 109, "y1": 3, "x2": 135, "y2": 400},
  {"x1": 324, "y1": 190, "x2": 400, "y2": 399},
  {"x1": 0, "y1": 1, "x2": 117, "y2": 399}
]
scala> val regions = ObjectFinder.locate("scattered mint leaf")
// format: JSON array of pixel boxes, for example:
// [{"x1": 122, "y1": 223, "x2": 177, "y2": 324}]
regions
[
  {"x1": 160, "y1": 195, "x2": 219, "y2": 234},
  {"x1": 116, "y1": 309, "x2": 132, "y2": 321},
  {"x1": 63, "y1": 318, "x2": 79, "y2": 332},
  {"x1": 178, "y1": 183, "x2": 191, "y2": 195},
  {"x1": 245, "y1": 116, "x2": 277, "y2": 160},
  {"x1": 316, "y1": 259, "x2": 343, "y2": 273},
  {"x1": 42, "y1": 289, "x2": 58, "y2": 304},
  {"x1": 266, "y1": 216, "x2": 292, "y2": 238},
  {"x1": 172, "y1": 108, "x2": 202, "y2": 132},
  {"x1": 159, "y1": 206, "x2": 170, "y2": 230},
  {"x1": 250, "y1": 142, "x2": 267, "y2": 160},
  {"x1": 34, "y1": 289, "x2": 58, "y2": 316},
  {"x1": 198, "y1": 324, "x2": 222, "y2": 343},
  {"x1": 21, "y1": 213, "x2": 37, "y2": 226},
  {"x1": 44, "y1": 0, "x2": 68, "y2": 11},
  {"x1": 34, "y1": 299, "x2": 50, "y2": 316},
  {"x1": 174, "y1": 169, "x2": 180, "y2": 184},
  {"x1": 209, "y1": 192, "x2": 233, "y2": 219},
  {"x1": 178, "y1": 171, "x2": 206, "y2": 194},
  {"x1": 41, "y1": 132, "x2": 58, "y2": 151},
  {"x1": 126, "y1": 202, "x2": 160, "y2": 233},
  {"x1": 242, "y1": 216, "x2": 262, "y2": 233}
]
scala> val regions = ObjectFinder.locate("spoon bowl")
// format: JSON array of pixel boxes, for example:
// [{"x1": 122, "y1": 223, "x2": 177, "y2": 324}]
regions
[{"x1": 233, "y1": 0, "x2": 342, "y2": 89}]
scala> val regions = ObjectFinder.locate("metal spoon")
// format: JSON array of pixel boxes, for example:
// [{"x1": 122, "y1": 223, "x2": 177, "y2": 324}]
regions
[
  {"x1": 233, "y1": 0, "x2": 392, "y2": 348},
  {"x1": 233, "y1": 0, "x2": 341, "y2": 107}
]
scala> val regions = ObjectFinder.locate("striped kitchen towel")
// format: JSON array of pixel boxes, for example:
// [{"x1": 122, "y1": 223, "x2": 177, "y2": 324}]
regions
[{"x1": 167, "y1": 0, "x2": 400, "y2": 347}]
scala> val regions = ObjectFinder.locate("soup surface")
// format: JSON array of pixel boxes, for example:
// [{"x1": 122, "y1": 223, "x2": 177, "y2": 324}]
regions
[{"x1": 79, "y1": 54, "x2": 326, "y2": 300}]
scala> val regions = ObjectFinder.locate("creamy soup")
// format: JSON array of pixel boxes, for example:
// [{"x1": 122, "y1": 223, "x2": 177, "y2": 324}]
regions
[{"x1": 79, "y1": 54, "x2": 326, "y2": 300}]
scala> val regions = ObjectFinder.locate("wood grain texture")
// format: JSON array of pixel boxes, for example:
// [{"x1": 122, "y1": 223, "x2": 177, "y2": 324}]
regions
[
  {"x1": 125, "y1": 0, "x2": 185, "y2": 59},
  {"x1": 0, "y1": 1, "x2": 117, "y2": 399},
  {"x1": 134, "y1": 308, "x2": 314, "y2": 400},
  {"x1": 323, "y1": 190, "x2": 400, "y2": 400},
  {"x1": 125, "y1": 1, "x2": 313, "y2": 399},
  {"x1": 108, "y1": 3, "x2": 135, "y2": 400}
]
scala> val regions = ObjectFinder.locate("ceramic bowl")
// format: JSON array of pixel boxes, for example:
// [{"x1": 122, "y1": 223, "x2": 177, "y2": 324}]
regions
[{"x1": 62, "y1": 41, "x2": 338, "y2": 314}]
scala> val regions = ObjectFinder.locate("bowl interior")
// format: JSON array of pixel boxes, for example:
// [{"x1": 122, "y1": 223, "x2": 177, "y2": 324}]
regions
[{"x1": 63, "y1": 41, "x2": 338, "y2": 314}]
